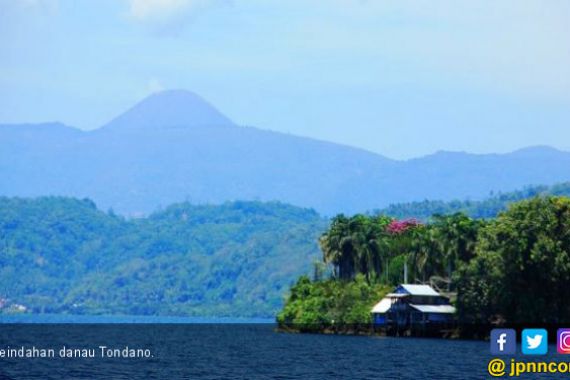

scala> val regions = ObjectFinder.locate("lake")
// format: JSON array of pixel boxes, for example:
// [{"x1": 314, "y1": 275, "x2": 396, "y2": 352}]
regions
[{"x1": 0, "y1": 315, "x2": 565, "y2": 379}]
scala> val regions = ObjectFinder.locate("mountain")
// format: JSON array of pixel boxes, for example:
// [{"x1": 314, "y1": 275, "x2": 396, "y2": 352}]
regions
[
  {"x1": 101, "y1": 90, "x2": 235, "y2": 131},
  {"x1": 1, "y1": 89, "x2": 570, "y2": 215}
]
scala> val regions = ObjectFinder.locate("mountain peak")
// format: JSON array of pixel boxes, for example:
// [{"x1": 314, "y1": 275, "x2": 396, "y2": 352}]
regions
[{"x1": 101, "y1": 90, "x2": 235, "y2": 131}]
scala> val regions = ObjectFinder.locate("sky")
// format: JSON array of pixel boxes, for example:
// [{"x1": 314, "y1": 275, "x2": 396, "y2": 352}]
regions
[{"x1": 1, "y1": 0, "x2": 569, "y2": 159}]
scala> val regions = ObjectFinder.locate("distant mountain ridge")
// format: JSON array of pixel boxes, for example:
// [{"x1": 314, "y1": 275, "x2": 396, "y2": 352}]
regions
[
  {"x1": 1, "y1": 89, "x2": 570, "y2": 215},
  {"x1": 377, "y1": 182, "x2": 570, "y2": 220}
]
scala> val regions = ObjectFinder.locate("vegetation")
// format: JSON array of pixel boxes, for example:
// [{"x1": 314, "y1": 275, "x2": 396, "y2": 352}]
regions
[
  {"x1": 277, "y1": 275, "x2": 390, "y2": 333},
  {"x1": 456, "y1": 196, "x2": 570, "y2": 327},
  {"x1": 317, "y1": 213, "x2": 482, "y2": 286},
  {"x1": 376, "y1": 182, "x2": 570, "y2": 220},
  {"x1": 278, "y1": 212, "x2": 481, "y2": 330},
  {"x1": 279, "y1": 195, "x2": 570, "y2": 334},
  {"x1": 0, "y1": 197, "x2": 326, "y2": 317},
  {"x1": 2, "y1": 182, "x2": 570, "y2": 321}
]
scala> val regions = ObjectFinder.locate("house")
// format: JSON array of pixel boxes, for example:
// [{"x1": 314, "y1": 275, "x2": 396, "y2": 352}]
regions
[{"x1": 371, "y1": 284, "x2": 455, "y2": 334}]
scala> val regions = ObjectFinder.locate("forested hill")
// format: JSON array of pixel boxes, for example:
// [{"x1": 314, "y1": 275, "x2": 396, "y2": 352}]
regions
[
  {"x1": 377, "y1": 182, "x2": 570, "y2": 220},
  {"x1": 0, "y1": 197, "x2": 326, "y2": 317}
]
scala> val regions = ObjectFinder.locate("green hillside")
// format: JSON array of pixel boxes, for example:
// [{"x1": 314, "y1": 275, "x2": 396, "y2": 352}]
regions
[
  {"x1": 2, "y1": 181, "x2": 570, "y2": 319},
  {"x1": 0, "y1": 197, "x2": 326, "y2": 317}
]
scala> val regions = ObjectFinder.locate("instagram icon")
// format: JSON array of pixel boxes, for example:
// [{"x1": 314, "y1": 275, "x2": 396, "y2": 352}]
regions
[{"x1": 558, "y1": 329, "x2": 570, "y2": 354}]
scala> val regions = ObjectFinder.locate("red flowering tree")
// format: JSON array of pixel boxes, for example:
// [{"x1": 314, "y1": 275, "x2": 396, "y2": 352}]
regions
[{"x1": 386, "y1": 219, "x2": 421, "y2": 235}]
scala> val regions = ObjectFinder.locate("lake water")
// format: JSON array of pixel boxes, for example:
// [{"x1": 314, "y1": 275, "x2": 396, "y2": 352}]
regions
[{"x1": 0, "y1": 315, "x2": 566, "y2": 379}]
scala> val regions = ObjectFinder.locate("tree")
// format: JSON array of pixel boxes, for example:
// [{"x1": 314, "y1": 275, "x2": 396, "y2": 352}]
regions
[
  {"x1": 431, "y1": 213, "x2": 481, "y2": 289},
  {"x1": 320, "y1": 215, "x2": 356, "y2": 280},
  {"x1": 409, "y1": 224, "x2": 441, "y2": 283},
  {"x1": 367, "y1": 216, "x2": 392, "y2": 283},
  {"x1": 456, "y1": 196, "x2": 570, "y2": 325}
]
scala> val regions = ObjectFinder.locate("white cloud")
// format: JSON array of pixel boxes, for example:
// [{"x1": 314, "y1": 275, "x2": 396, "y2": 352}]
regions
[
  {"x1": 128, "y1": 0, "x2": 220, "y2": 21},
  {"x1": 126, "y1": 0, "x2": 229, "y2": 36},
  {"x1": 129, "y1": 0, "x2": 187, "y2": 20}
]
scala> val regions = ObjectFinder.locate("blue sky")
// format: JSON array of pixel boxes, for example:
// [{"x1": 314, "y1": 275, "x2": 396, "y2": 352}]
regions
[{"x1": 1, "y1": 0, "x2": 569, "y2": 159}]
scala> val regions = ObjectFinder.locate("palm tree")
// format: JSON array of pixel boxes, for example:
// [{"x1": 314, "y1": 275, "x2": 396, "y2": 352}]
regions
[
  {"x1": 352, "y1": 217, "x2": 380, "y2": 283},
  {"x1": 370, "y1": 216, "x2": 393, "y2": 283},
  {"x1": 320, "y1": 215, "x2": 358, "y2": 280},
  {"x1": 432, "y1": 213, "x2": 480, "y2": 289},
  {"x1": 410, "y1": 225, "x2": 441, "y2": 283},
  {"x1": 319, "y1": 215, "x2": 347, "y2": 278}
]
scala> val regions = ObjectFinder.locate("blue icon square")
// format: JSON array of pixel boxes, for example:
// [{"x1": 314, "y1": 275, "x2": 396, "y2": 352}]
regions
[
  {"x1": 522, "y1": 329, "x2": 548, "y2": 355},
  {"x1": 491, "y1": 329, "x2": 516, "y2": 355}
]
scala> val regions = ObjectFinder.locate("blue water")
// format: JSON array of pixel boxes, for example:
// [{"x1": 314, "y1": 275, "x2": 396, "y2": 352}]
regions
[
  {"x1": 0, "y1": 313, "x2": 273, "y2": 324},
  {"x1": 0, "y1": 315, "x2": 566, "y2": 379}
]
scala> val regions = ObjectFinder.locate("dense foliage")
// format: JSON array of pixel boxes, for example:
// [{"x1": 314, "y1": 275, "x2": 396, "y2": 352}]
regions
[
  {"x1": 0, "y1": 197, "x2": 326, "y2": 317},
  {"x1": 3, "y1": 183, "x2": 570, "y2": 321},
  {"x1": 319, "y1": 213, "x2": 482, "y2": 287},
  {"x1": 277, "y1": 275, "x2": 390, "y2": 333},
  {"x1": 456, "y1": 196, "x2": 570, "y2": 326},
  {"x1": 279, "y1": 196, "x2": 570, "y2": 332}
]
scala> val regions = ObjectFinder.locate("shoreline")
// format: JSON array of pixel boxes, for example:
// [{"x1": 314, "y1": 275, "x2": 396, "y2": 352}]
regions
[
  {"x1": 276, "y1": 324, "x2": 461, "y2": 338},
  {"x1": 0, "y1": 313, "x2": 275, "y2": 324},
  {"x1": 275, "y1": 323, "x2": 498, "y2": 341}
]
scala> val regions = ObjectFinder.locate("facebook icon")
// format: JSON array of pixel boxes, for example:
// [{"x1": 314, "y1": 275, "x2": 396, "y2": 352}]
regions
[{"x1": 491, "y1": 329, "x2": 516, "y2": 355}]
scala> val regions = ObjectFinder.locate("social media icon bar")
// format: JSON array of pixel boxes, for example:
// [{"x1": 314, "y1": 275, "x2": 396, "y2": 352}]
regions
[
  {"x1": 557, "y1": 329, "x2": 570, "y2": 354},
  {"x1": 491, "y1": 329, "x2": 516, "y2": 355},
  {"x1": 522, "y1": 329, "x2": 548, "y2": 355}
]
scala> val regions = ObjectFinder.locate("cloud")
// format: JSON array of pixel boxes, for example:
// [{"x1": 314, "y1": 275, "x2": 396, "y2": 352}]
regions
[
  {"x1": 129, "y1": 0, "x2": 192, "y2": 20},
  {"x1": 126, "y1": 0, "x2": 229, "y2": 36},
  {"x1": 147, "y1": 78, "x2": 165, "y2": 94},
  {"x1": 127, "y1": 0, "x2": 225, "y2": 24}
]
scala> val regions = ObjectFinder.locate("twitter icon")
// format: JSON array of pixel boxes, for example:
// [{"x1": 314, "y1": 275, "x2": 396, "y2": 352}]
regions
[{"x1": 522, "y1": 329, "x2": 548, "y2": 355}]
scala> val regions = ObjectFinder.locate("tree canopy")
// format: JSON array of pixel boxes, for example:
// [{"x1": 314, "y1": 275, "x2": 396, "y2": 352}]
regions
[
  {"x1": 456, "y1": 196, "x2": 570, "y2": 325},
  {"x1": 0, "y1": 197, "x2": 326, "y2": 317}
]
